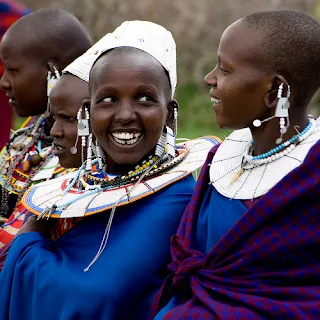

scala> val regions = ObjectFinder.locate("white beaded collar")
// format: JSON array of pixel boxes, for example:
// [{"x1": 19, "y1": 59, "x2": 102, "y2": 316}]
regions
[{"x1": 210, "y1": 119, "x2": 320, "y2": 200}]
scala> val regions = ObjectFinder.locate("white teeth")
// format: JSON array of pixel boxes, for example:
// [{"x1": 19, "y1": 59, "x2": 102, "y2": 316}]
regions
[
  {"x1": 112, "y1": 132, "x2": 142, "y2": 140},
  {"x1": 211, "y1": 97, "x2": 221, "y2": 104},
  {"x1": 113, "y1": 136, "x2": 140, "y2": 145},
  {"x1": 112, "y1": 132, "x2": 142, "y2": 145}
]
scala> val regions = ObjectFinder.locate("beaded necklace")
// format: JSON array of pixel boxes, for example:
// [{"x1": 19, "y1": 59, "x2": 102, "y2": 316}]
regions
[
  {"x1": 210, "y1": 118, "x2": 319, "y2": 199},
  {"x1": 0, "y1": 115, "x2": 54, "y2": 217},
  {"x1": 38, "y1": 146, "x2": 188, "y2": 219},
  {"x1": 229, "y1": 118, "x2": 315, "y2": 184}
]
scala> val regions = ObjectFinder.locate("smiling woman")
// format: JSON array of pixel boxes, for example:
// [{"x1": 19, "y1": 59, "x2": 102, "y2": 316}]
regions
[
  {"x1": 90, "y1": 47, "x2": 174, "y2": 174},
  {"x1": 152, "y1": 10, "x2": 320, "y2": 320},
  {"x1": 0, "y1": 20, "x2": 220, "y2": 320}
]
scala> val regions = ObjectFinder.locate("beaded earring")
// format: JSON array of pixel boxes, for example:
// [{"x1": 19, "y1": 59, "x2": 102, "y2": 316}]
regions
[
  {"x1": 155, "y1": 130, "x2": 166, "y2": 158},
  {"x1": 70, "y1": 106, "x2": 90, "y2": 162},
  {"x1": 252, "y1": 83, "x2": 290, "y2": 144},
  {"x1": 45, "y1": 65, "x2": 61, "y2": 118},
  {"x1": 274, "y1": 84, "x2": 290, "y2": 144},
  {"x1": 165, "y1": 126, "x2": 175, "y2": 159},
  {"x1": 173, "y1": 106, "x2": 178, "y2": 137},
  {"x1": 85, "y1": 133, "x2": 93, "y2": 171},
  {"x1": 155, "y1": 126, "x2": 176, "y2": 159},
  {"x1": 95, "y1": 140, "x2": 104, "y2": 170}
]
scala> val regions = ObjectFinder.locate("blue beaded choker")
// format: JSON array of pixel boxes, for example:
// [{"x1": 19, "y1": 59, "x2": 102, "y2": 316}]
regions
[{"x1": 250, "y1": 119, "x2": 314, "y2": 161}]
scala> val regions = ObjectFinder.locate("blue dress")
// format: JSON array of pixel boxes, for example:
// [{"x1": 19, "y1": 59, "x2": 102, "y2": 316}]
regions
[
  {"x1": 0, "y1": 175, "x2": 195, "y2": 320},
  {"x1": 154, "y1": 184, "x2": 247, "y2": 319}
]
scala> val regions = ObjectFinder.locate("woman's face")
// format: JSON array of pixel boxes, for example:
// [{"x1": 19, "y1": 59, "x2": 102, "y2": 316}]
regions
[
  {"x1": 0, "y1": 34, "x2": 48, "y2": 117},
  {"x1": 50, "y1": 74, "x2": 89, "y2": 168},
  {"x1": 204, "y1": 20, "x2": 272, "y2": 130},
  {"x1": 90, "y1": 50, "x2": 172, "y2": 174}
]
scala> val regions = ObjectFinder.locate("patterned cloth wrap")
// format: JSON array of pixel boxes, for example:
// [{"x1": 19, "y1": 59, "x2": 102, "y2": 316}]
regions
[{"x1": 152, "y1": 140, "x2": 320, "y2": 319}]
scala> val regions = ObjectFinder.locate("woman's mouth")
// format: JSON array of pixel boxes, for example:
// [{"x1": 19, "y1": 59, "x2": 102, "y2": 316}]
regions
[
  {"x1": 211, "y1": 97, "x2": 221, "y2": 105},
  {"x1": 8, "y1": 97, "x2": 16, "y2": 105},
  {"x1": 111, "y1": 132, "x2": 142, "y2": 145},
  {"x1": 53, "y1": 143, "x2": 65, "y2": 155}
]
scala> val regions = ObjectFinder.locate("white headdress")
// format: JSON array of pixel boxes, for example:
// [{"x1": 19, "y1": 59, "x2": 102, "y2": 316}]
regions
[
  {"x1": 91, "y1": 20, "x2": 177, "y2": 98},
  {"x1": 62, "y1": 33, "x2": 113, "y2": 82}
]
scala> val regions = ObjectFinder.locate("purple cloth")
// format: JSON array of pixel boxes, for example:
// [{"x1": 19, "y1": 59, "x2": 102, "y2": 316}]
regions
[{"x1": 152, "y1": 141, "x2": 320, "y2": 319}]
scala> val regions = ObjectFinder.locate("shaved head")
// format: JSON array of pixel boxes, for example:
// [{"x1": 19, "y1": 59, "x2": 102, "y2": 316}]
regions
[
  {"x1": 4, "y1": 8, "x2": 92, "y2": 69},
  {"x1": 242, "y1": 10, "x2": 320, "y2": 107}
]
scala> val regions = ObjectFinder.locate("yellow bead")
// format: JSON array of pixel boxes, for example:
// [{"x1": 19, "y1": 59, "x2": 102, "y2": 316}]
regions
[
  {"x1": 142, "y1": 164, "x2": 147, "y2": 169},
  {"x1": 146, "y1": 162, "x2": 150, "y2": 166},
  {"x1": 153, "y1": 165, "x2": 157, "y2": 169}
]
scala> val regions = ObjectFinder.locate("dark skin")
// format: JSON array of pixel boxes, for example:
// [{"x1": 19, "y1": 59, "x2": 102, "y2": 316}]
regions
[
  {"x1": 89, "y1": 51, "x2": 177, "y2": 175},
  {"x1": 0, "y1": 32, "x2": 59, "y2": 118},
  {"x1": 15, "y1": 215, "x2": 56, "y2": 238},
  {"x1": 0, "y1": 36, "x2": 47, "y2": 117},
  {"x1": 50, "y1": 74, "x2": 89, "y2": 168},
  {"x1": 205, "y1": 19, "x2": 309, "y2": 155}
]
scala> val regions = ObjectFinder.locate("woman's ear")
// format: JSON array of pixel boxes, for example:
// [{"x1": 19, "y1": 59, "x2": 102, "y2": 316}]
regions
[
  {"x1": 166, "y1": 100, "x2": 179, "y2": 131},
  {"x1": 264, "y1": 75, "x2": 289, "y2": 109},
  {"x1": 82, "y1": 98, "x2": 91, "y2": 110},
  {"x1": 47, "y1": 61, "x2": 61, "y2": 75}
]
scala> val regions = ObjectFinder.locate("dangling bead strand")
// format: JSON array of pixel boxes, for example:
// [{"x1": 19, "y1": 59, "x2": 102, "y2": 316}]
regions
[
  {"x1": 95, "y1": 140, "x2": 104, "y2": 170},
  {"x1": 85, "y1": 133, "x2": 93, "y2": 171}
]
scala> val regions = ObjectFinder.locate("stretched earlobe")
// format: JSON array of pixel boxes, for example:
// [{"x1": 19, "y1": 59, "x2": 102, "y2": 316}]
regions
[
  {"x1": 82, "y1": 98, "x2": 91, "y2": 109},
  {"x1": 46, "y1": 62, "x2": 61, "y2": 118},
  {"x1": 166, "y1": 100, "x2": 179, "y2": 135},
  {"x1": 264, "y1": 75, "x2": 289, "y2": 108},
  {"x1": 255, "y1": 75, "x2": 291, "y2": 144}
]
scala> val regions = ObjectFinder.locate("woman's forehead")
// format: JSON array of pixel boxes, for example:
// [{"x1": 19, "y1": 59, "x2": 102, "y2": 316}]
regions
[
  {"x1": 91, "y1": 51, "x2": 168, "y2": 89},
  {"x1": 219, "y1": 21, "x2": 265, "y2": 68}
]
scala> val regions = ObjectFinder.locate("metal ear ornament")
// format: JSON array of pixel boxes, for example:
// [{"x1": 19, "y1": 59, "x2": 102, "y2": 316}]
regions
[
  {"x1": 252, "y1": 83, "x2": 291, "y2": 145},
  {"x1": 70, "y1": 106, "x2": 90, "y2": 162}
]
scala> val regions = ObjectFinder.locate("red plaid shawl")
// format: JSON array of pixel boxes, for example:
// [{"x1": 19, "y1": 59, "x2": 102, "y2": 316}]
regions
[{"x1": 152, "y1": 140, "x2": 320, "y2": 319}]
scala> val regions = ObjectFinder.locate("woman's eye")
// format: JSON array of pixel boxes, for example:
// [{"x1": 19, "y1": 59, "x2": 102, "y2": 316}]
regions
[
  {"x1": 219, "y1": 66, "x2": 229, "y2": 74},
  {"x1": 139, "y1": 96, "x2": 152, "y2": 102},
  {"x1": 7, "y1": 68, "x2": 17, "y2": 73},
  {"x1": 102, "y1": 97, "x2": 115, "y2": 103}
]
